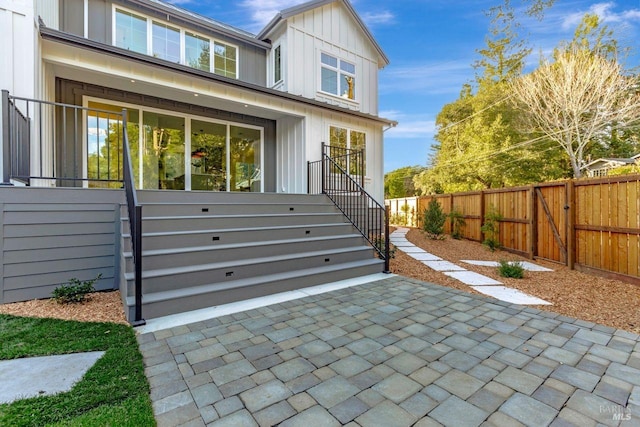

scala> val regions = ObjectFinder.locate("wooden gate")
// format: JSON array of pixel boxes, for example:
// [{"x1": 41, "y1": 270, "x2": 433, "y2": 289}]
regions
[{"x1": 533, "y1": 183, "x2": 568, "y2": 263}]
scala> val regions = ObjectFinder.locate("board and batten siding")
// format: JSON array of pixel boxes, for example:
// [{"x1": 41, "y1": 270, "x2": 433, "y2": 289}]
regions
[
  {"x1": 0, "y1": 187, "x2": 124, "y2": 304},
  {"x1": 283, "y1": 1, "x2": 381, "y2": 115}
]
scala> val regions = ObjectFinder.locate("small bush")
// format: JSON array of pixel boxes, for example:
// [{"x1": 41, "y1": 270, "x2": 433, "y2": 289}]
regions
[
  {"x1": 373, "y1": 237, "x2": 397, "y2": 259},
  {"x1": 497, "y1": 261, "x2": 525, "y2": 279},
  {"x1": 448, "y1": 209, "x2": 466, "y2": 239},
  {"x1": 481, "y1": 206, "x2": 502, "y2": 251},
  {"x1": 52, "y1": 274, "x2": 102, "y2": 304},
  {"x1": 423, "y1": 199, "x2": 447, "y2": 240}
]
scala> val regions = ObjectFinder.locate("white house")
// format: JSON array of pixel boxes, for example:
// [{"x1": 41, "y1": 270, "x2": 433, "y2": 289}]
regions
[{"x1": 0, "y1": 0, "x2": 395, "y2": 323}]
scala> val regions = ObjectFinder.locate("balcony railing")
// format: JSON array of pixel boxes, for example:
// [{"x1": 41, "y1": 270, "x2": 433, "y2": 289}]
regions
[
  {"x1": 1, "y1": 90, "x2": 144, "y2": 324},
  {"x1": 308, "y1": 144, "x2": 390, "y2": 272}
]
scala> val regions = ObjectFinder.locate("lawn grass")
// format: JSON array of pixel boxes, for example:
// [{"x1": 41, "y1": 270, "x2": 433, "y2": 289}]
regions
[{"x1": 0, "y1": 314, "x2": 155, "y2": 426}]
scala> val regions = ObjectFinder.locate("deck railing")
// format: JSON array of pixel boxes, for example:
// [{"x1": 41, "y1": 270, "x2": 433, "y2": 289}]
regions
[
  {"x1": 308, "y1": 144, "x2": 390, "y2": 272},
  {"x1": 1, "y1": 91, "x2": 144, "y2": 324}
]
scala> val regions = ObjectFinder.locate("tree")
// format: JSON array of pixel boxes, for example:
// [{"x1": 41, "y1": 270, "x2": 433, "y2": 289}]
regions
[
  {"x1": 511, "y1": 47, "x2": 640, "y2": 178},
  {"x1": 384, "y1": 166, "x2": 425, "y2": 198}
]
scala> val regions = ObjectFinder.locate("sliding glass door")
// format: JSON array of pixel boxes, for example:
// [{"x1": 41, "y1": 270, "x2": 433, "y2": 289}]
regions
[{"x1": 86, "y1": 99, "x2": 262, "y2": 191}]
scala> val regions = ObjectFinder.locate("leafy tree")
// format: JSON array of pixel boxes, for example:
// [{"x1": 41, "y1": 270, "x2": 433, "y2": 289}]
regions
[
  {"x1": 384, "y1": 166, "x2": 425, "y2": 198},
  {"x1": 414, "y1": 0, "x2": 565, "y2": 194}
]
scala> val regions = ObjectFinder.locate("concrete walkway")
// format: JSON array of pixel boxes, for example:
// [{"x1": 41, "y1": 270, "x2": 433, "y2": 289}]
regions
[
  {"x1": 137, "y1": 276, "x2": 640, "y2": 426},
  {"x1": 390, "y1": 228, "x2": 551, "y2": 306}
]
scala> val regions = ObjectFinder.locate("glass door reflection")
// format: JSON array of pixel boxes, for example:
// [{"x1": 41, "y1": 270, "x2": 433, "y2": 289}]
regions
[
  {"x1": 230, "y1": 125, "x2": 261, "y2": 192},
  {"x1": 191, "y1": 120, "x2": 227, "y2": 191}
]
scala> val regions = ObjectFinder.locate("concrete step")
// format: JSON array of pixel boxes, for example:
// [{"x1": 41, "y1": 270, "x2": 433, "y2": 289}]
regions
[
  {"x1": 124, "y1": 246, "x2": 375, "y2": 295},
  {"x1": 136, "y1": 190, "x2": 328, "y2": 204},
  {"x1": 123, "y1": 234, "x2": 366, "y2": 271},
  {"x1": 122, "y1": 223, "x2": 357, "y2": 251},
  {"x1": 124, "y1": 259, "x2": 384, "y2": 320},
  {"x1": 129, "y1": 202, "x2": 339, "y2": 217},
  {"x1": 125, "y1": 213, "x2": 347, "y2": 233}
]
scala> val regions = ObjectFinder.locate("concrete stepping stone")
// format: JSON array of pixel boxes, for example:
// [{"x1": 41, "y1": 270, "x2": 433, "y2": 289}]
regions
[
  {"x1": 471, "y1": 286, "x2": 552, "y2": 305},
  {"x1": 0, "y1": 351, "x2": 105, "y2": 404},
  {"x1": 443, "y1": 271, "x2": 502, "y2": 286},
  {"x1": 407, "y1": 252, "x2": 442, "y2": 261},
  {"x1": 461, "y1": 260, "x2": 553, "y2": 272},
  {"x1": 422, "y1": 260, "x2": 467, "y2": 272}
]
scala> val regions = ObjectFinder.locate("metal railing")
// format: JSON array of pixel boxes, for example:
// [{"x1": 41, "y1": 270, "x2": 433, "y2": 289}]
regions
[
  {"x1": 1, "y1": 91, "x2": 145, "y2": 324},
  {"x1": 308, "y1": 144, "x2": 390, "y2": 272}
]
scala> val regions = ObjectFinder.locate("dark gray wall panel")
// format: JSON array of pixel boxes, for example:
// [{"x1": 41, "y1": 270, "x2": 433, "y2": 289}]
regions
[
  {"x1": 0, "y1": 187, "x2": 123, "y2": 303},
  {"x1": 60, "y1": 0, "x2": 84, "y2": 36}
]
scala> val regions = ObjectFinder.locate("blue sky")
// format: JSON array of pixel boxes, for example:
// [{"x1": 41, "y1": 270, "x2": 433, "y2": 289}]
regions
[{"x1": 170, "y1": 0, "x2": 640, "y2": 173}]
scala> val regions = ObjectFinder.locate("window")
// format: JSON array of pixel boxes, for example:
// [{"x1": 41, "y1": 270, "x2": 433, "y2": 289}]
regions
[
  {"x1": 213, "y1": 42, "x2": 237, "y2": 78},
  {"x1": 321, "y1": 53, "x2": 356, "y2": 100},
  {"x1": 152, "y1": 22, "x2": 180, "y2": 63},
  {"x1": 113, "y1": 7, "x2": 238, "y2": 78},
  {"x1": 115, "y1": 9, "x2": 147, "y2": 54},
  {"x1": 185, "y1": 32, "x2": 210, "y2": 71},
  {"x1": 329, "y1": 126, "x2": 366, "y2": 176},
  {"x1": 274, "y1": 45, "x2": 282, "y2": 84}
]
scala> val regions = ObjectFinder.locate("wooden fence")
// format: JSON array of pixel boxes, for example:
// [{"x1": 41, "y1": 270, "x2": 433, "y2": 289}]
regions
[{"x1": 386, "y1": 174, "x2": 640, "y2": 285}]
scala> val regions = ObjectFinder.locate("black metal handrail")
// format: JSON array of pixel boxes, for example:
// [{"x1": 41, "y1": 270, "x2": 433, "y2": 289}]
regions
[
  {"x1": 308, "y1": 144, "x2": 390, "y2": 272},
  {"x1": 121, "y1": 109, "x2": 145, "y2": 326}
]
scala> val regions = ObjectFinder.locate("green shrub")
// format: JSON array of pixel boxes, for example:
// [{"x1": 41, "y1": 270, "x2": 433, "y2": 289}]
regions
[
  {"x1": 481, "y1": 206, "x2": 502, "y2": 251},
  {"x1": 422, "y1": 199, "x2": 447, "y2": 240},
  {"x1": 373, "y1": 237, "x2": 397, "y2": 259},
  {"x1": 448, "y1": 209, "x2": 466, "y2": 239},
  {"x1": 52, "y1": 274, "x2": 102, "y2": 304},
  {"x1": 497, "y1": 260, "x2": 525, "y2": 279}
]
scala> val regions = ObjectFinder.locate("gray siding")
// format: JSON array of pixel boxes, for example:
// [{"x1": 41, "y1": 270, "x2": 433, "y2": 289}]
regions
[
  {"x1": 60, "y1": 0, "x2": 267, "y2": 85},
  {"x1": 0, "y1": 187, "x2": 124, "y2": 304}
]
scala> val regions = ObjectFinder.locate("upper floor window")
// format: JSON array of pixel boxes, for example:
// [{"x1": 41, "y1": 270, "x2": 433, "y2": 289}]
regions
[
  {"x1": 321, "y1": 53, "x2": 356, "y2": 100},
  {"x1": 152, "y1": 22, "x2": 180, "y2": 63},
  {"x1": 273, "y1": 45, "x2": 282, "y2": 84},
  {"x1": 115, "y1": 9, "x2": 147, "y2": 54},
  {"x1": 113, "y1": 7, "x2": 238, "y2": 79}
]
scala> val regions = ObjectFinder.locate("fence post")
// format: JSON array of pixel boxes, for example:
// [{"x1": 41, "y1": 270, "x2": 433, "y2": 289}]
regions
[
  {"x1": 384, "y1": 205, "x2": 391, "y2": 273},
  {"x1": 527, "y1": 186, "x2": 535, "y2": 259},
  {"x1": 566, "y1": 180, "x2": 576, "y2": 269},
  {"x1": 1, "y1": 90, "x2": 11, "y2": 185},
  {"x1": 479, "y1": 191, "x2": 485, "y2": 241}
]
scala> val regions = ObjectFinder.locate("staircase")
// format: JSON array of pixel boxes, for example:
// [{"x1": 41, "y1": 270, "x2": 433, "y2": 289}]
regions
[{"x1": 119, "y1": 190, "x2": 384, "y2": 321}]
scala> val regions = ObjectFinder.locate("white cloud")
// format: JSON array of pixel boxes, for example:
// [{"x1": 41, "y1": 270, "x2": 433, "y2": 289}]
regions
[
  {"x1": 561, "y1": 2, "x2": 640, "y2": 31},
  {"x1": 361, "y1": 11, "x2": 395, "y2": 26},
  {"x1": 239, "y1": 0, "x2": 307, "y2": 32},
  {"x1": 380, "y1": 59, "x2": 473, "y2": 96},
  {"x1": 381, "y1": 111, "x2": 436, "y2": 139}
]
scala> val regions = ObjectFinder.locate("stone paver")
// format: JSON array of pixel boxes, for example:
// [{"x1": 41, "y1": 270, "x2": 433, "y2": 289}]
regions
[{"x1": 137, "y1": 276, "x2": 640, "y2": 426}]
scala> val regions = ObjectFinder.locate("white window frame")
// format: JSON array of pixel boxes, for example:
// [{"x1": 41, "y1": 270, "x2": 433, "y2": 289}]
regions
[
  {"x1": 319, "y1": 51, "x2": 357, "y2": 102},
  {"x1": 111, "y1": 5, "x2": 239, "y2": 79}
]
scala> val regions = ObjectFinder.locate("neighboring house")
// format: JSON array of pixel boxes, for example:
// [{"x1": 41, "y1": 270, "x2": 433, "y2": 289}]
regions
[
  {"x1": 0, "y1": 0, "x2": 394, "y2": 323},
  {"x1": 582, "y1": 154, "x2": 640, "y2": 177}
]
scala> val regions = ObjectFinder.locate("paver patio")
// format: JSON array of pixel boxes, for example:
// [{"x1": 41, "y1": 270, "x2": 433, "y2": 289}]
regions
[{"x1": 137, "y1": 276, "x2": 640, "y2": 426}]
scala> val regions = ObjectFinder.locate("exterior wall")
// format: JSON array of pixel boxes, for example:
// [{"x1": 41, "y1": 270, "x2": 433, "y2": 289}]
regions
[
  {"x1": 282, "y1": 2, "x2": 380, "y2": 115},
  {"x1": 0, "y1": 187, "x2": 123, "y2": 303},
  {"x1": 52, "y1": 0, "x2": 267, "y2": 85},
  {"x1": 276, "y1": 116, "x2": 305, "y2": 193}
]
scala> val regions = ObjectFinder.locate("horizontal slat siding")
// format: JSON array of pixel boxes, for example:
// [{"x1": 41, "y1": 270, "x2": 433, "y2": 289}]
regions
[{"x1": 1, "y1": 188, "x2": 123, "y2": 303}]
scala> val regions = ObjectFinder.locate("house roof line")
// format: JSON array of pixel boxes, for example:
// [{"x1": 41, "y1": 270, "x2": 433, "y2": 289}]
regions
[
  {"x1": 126, "y1": 0, "x2": 270, "y2": 49},
  {"x1": 39, "y1": 25, "x2": 397, "y2": 127},
  {"x1": 257, "y1": 0, "x2": 390, "y2": 67}
]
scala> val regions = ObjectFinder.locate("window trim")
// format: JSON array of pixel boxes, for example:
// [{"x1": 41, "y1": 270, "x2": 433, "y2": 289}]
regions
[
  {"x1": 319, "y1": 51, "x2": 357, "y2": 102},
  {"x1": 112, "y1": 5, "x2": 239, "y2": 79}
]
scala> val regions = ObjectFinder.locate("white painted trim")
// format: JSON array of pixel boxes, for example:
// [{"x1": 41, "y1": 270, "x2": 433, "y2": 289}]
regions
[{"x1": 83, "y1": 0, "x2": 88, "y2": 38}]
